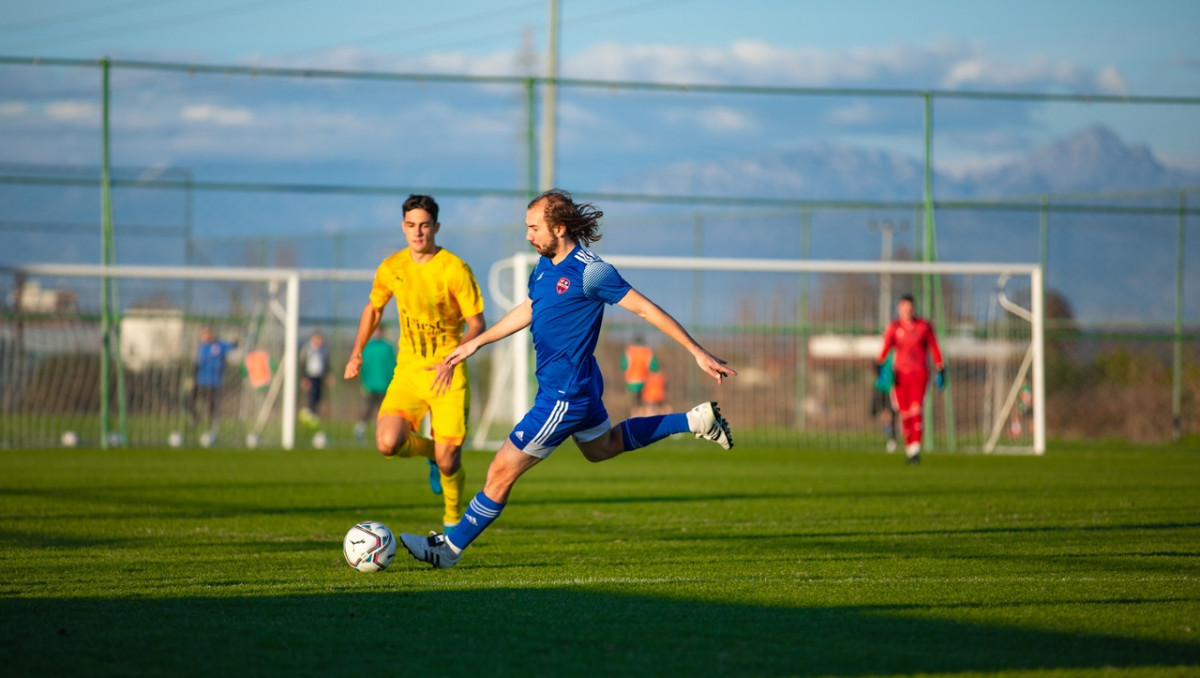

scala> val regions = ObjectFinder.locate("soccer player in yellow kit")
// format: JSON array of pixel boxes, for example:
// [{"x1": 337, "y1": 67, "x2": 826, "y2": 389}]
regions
[{"x1": 343, "y1": 195, "x2": 486, "y2": 534}]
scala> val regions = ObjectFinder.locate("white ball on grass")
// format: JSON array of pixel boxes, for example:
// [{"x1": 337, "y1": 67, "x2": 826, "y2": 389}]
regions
[{"x1": 343, "y1": 521, "x2": 396, "y2": 572}]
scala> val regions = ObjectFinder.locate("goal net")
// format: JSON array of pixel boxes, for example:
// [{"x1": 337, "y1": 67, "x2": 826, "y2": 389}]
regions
[
  {"x1": 477, "y1": 254, "x2": 1045, "y2": 454},
  {"x1": 0, "y1": 264, "x2": 303, "y2": 450}
]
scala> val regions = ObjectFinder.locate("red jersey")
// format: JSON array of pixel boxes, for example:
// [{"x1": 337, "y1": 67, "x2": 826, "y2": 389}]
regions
[{"x1": 878, "y1": 317, "x2": 943, "y2": 374}]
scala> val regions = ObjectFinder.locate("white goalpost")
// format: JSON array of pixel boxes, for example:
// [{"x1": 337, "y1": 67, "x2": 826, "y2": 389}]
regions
[
  {"x1": 476, "y1": 254, "x2": 1045, "y2": 454},
  {"x1": 2, "y1": 258, "x2": 1045, "y2": 454},
  {"x1": 2, "y1": 264, "x2": 304, "y2": 449}
]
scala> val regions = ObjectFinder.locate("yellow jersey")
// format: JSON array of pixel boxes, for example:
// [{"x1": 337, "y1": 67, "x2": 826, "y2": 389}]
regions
[{"x1": 369, "y1": 247, "x2": 484, "y2": 366}]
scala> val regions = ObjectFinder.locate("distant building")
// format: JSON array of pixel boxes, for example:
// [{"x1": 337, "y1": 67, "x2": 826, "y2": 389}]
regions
[
  {"x1": 9, "y1": 281, "x2": 78, "y2": 314},
  {"x1": 120, "y1": 309, "x2": 187, "y2": 372}
]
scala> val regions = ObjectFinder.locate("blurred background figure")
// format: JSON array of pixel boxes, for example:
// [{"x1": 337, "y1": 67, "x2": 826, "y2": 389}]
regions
[
  {"x1": 872, "y1": 351, "x2": 899, "y2": 453},
  {"x1": 639, "y1": 368, "x2": 670, "y2": 417},
  {"x1": 876, "y1": 294, "x2": 944, "y2": 465},
  {"x1": 300, "y1": 331, "x2": 330, "y2": 426},
  {"x1": 622, "y1": 334, "x2": 659, "y2": 417},
  {"x1": 355, "y1": 326, "x2": 396, "y2": 442},
  {"x1": 1009, "y1": 382, "x2": 1034, "y2": 438},
  {"x1": 192, "y1": 326, "x2": 236, "y2": 446}
]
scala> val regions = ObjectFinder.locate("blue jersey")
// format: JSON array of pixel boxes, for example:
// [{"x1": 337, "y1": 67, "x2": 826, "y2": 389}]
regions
[
  {"x1": 195, "y1": 340, "x2": 235, "y2": 388},
  {"x1": 528, "y1": 246, "x2": 631, "y2": 399}
]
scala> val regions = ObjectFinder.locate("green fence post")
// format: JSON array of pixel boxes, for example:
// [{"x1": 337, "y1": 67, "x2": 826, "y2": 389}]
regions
[
  {"x1": 1175, "y1": 190, "x2": 1186, "y2": 442},
  {"x1": 922, "y1": 92, "x2": 955, "y2": 451},
  {"x1": 797, "y1": 207, "x2": 811, "y2": 430},
  {"x1": 99, "y1": 58, "x2": 113, "y2": 449}
]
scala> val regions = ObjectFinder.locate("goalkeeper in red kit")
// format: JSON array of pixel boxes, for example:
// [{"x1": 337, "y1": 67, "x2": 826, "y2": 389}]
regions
[{"x1": 876, "y1": 294, "x2": 944, "y2": 464}]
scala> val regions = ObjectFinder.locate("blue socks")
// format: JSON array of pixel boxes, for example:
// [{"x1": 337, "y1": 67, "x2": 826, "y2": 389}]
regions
[
  {"x1": 446, "y1": 415, "x2": 690, "y2": 553},
  {"x1": 619, "y1": 413, "x2": 690, "y2": 451},
  {"x1": 446, "y1": 491, "x2": 505, "y2": 551}
]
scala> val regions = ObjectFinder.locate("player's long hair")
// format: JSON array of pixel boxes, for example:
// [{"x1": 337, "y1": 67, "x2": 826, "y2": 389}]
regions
[{"x1": 531, "y1": 189, "x2": 603, "y2": 246}]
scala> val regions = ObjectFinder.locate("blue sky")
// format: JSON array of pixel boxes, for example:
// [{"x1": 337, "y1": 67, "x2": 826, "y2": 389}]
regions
[
  {"x1": 1, "y1": 1, "x2": 1197, "y2": 324},
  {"x1": 2, "y1": 1, "x2": 1199, "y2": 199},
  {"x1": 1, "y1": 0, "x2": 1197, "y2": 95},
  {"x1": 4, "y1": 1, "x2": 1198, "y2": 167}
]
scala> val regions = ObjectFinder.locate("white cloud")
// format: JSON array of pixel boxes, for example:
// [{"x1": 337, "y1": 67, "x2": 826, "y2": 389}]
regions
[
  {"x1": 665, "y1": 105, "x2": 756, "y2": 133},
  {"x1": 45, "y1": 101, "x2": 97, "y2": 120},
  {"x1": 0, "y1": 39, "x2": 1151, "y2": 176},
  {"x1": 940, "y1": 50, "x2": 1128, "y2": 94},
  {"x1": 562, "y1": 39, "x2": 1129, "y2": 95},
  {"x1": 247, "y1": 38, "x2": 1131, "y2": 97},
  {"x1": 247, "y1": 46, "x2": 527, "y2": 80},
  {"x1": 1096, "y1": 66, "x2": 1129, "y2": 94},
  {"x1": 181, "y1": 104, "x2": 254, "y2": 125}
]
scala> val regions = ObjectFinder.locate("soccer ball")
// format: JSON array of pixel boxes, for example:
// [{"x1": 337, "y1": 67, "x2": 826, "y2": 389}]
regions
[
  {"x1": 245, "y1": 432, "x2": 260, "y2": 449},
  {"x1": 199, "y1": 431, "x2": 213, "y2": 448},
  {"x1": 343, "y1": 521, "x2": 396, "y2": 573},
  {"x1": 61, "y1": 430, "x2": 78, "y2": 447},
  {"x1": 168, "y1": 431, "x2": 183, "y2": 448},
  {"x1": 312, "y1": 431, "x2": 328, "y2": 449}
]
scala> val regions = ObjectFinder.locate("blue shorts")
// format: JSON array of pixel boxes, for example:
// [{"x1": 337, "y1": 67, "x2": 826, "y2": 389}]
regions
[{"x1": 509, "y1": 392, "x2": 611, "y2": 458}]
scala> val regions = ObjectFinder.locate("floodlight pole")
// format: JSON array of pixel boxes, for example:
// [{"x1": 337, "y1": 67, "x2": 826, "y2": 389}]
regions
[
  {"x1": 921, "y1": 92, "x2": 955, "y2": 451},
  {"x1": 539, "y1": 0, "x2": 559, "y2": 192},
  {"x1": 922, "y1": 93, "x2": 934, "y2": 299},
  {"x1": 99, "y1": 59, "x2": 113, "y2": 449},
  {"x1": 525, "y1": 77, "x2": 538, "y2": 201}
]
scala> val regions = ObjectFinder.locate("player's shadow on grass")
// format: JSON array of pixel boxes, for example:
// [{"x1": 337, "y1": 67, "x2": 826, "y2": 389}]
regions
[{"x1": 2, "y1": 589, "x2": 1196, "y2": 678}]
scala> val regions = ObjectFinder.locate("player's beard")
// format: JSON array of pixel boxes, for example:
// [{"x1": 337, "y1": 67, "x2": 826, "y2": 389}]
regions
[{"x1": 533, "y1": 239, "x2": 557, "y2": 258}]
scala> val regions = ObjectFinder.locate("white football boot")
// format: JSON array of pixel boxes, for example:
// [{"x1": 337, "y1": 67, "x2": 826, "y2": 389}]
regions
[
  {"x1": 688, "y1": 401, "x2": 733, "y2": 450},
  {"x1": 400, "y1": 531, "x2": 461, "y2": 569}
]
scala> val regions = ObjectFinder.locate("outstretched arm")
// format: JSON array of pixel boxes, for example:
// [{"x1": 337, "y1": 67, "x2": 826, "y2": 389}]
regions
[
  {"x1": 927, "y1": 324, "x2": 944, "y2": 371},
  {"x1": 616, "y1": 288, "x2": 736, "y2": 384},
  {"x1": 430, "y1": 312, "x2": 488, "y2": 395},
  {"x1": 344, "y1": 302, "x2": 383, "y2": 380},
  {"x1": 928, "y1": 324, "x2": 946, "y2": 389},
  {"x1": 443, "y1": 299, "x2": 533, "y2": 368}
]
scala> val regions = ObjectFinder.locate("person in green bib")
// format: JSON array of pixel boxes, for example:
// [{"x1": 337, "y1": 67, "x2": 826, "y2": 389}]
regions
[
  {"x1": 872, "y1": 351, "x2": 898, "y2": 453},
  {"x1": 354, "y1": 326, "x2": 397, "y2": 444}
]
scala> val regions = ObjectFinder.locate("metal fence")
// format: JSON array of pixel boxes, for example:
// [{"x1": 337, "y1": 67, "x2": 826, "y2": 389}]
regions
[{"x1": 1, "y1": 55, "x2": 1198, "y2": 445}]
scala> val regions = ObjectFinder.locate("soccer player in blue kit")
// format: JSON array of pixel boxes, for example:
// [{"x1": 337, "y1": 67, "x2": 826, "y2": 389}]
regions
[{"x1": 400, "y1": 189, "x2": 736, "y2": 568}]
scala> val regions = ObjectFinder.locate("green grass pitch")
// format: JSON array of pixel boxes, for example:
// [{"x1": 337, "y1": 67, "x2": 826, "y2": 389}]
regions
[{"x1": 1, "y1": 441, "x2": 1198, "y2": 677}]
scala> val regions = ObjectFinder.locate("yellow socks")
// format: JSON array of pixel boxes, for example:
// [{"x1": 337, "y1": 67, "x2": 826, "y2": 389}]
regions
[
  {"x1": 440, "y1": 466, "x2": 465, "y2": 527},
  {"x1": 390, "y1": 435, "x2": 464, "y2": 530},
  {"x1": 393, "y1": 433, "x2": 435, "y2": 460}
]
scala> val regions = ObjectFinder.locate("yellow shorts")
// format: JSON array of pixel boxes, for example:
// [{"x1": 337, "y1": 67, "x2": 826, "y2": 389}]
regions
[{"x1": 378, "y1": 361, "x2": 470, "y2": 446}]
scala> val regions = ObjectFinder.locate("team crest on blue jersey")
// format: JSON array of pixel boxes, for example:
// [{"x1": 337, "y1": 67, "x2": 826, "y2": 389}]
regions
[{"x1": 557, "y1": 277, "x2": 571, "y2": 294}]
